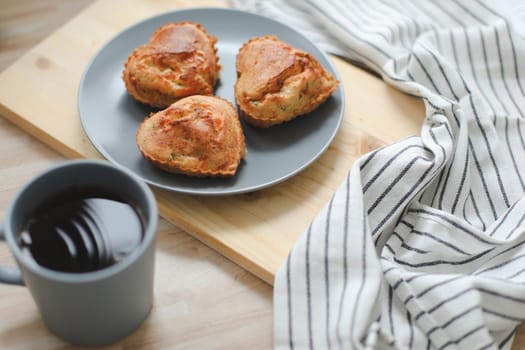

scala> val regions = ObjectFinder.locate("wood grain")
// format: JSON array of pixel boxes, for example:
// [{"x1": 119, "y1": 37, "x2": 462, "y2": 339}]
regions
[
  {"x1": 0, "y1": 0, "x2": 425, "y2": 285},
  {"x1": 0, "y1": 1, "x2": 272, "y2": 349},
  {"x1": 0, "y1": 1, "x2": 523, "y2": 349}
]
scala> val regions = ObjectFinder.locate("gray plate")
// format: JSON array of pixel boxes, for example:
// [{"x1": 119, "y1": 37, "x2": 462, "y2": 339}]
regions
[{"x1": 78, "y1": 8, "x2": 344, "y2": 196}]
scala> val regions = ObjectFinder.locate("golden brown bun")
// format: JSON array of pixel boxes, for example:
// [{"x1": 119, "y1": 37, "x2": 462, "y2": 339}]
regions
[
  {"x1": 136, "y1": 95, "x2": 246, "y2": 177},
  {"x1": 123, "y1": 22, "x2": 221, "y2": 108},
  {"x1": 234, "y1": 35, "x2": 338, "y2": 128}
]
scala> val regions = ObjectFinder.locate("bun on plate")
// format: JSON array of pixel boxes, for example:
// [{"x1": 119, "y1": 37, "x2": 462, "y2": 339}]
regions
[
  {"x1": 136, "y1": 95, "x2": 246, "y2": 177},
  {"x1": 234, "y1": 35, "x2": 338, "y2": 127},
  {"x1": 123, "y1": 22, "x2": 221, "y2": 108}
]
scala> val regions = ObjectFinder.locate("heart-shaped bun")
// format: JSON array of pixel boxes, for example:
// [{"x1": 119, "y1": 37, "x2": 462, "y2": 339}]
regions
[
  {"x1": 136, "y1": 95, "x2": 246, "y2": 177},
  {"x1": 123, "y1": 22, "x2": 220, "y2": 108},
  {"x1": 234, "y1": 35, "x2": 338, "y2": 128}
]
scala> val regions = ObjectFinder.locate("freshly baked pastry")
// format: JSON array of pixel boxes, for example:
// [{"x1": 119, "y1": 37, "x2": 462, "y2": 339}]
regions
[
  {"x1": 136, "y1": 95, "x2": 246, "y2": 177},
  {"x1": 234, "y1": 35, "x2": 338, "y2": 127},
  {"x1": 123, "y1": 22, "x2": 220, "y2": 108}
]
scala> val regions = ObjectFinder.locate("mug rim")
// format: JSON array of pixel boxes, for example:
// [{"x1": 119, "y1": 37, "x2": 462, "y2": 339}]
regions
[{"x1": 4, "y1": 159, "x2": 158, "y2": 284}]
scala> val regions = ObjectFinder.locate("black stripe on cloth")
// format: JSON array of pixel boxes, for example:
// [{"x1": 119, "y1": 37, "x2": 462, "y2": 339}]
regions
[
  {"x1": 421, "y1": 45, "x2": 461, "y2": 101},
  {"x1": 405, "y1": 42, "x2": 507, "y2": 222},
  {"x1": 459, "y1": 27, "x2": 500, "y2": 117},
  {"x1": 391, "y1": 231, "x2": 430, "y2": 254},
  {"x1": 405, "y1": 208, "x2": 496, "y2": 244},
  {"x1": 477, "y1": 287, "x2": 525, "y2": 304},
  {"x1": 367, "y1": 154, "x2": 436, "y2": 215},
  {"x1": 426, "y1": 122, "x2": 452, "y2": 209},
  {"x1": 424, "y1": 98, "x2": 447, "y2": 114},
  {"x1": 467, "y1": 189, "x2": 487, "y2": 230},
  {"x1": 475, "y1": 253, "x2": 525, "y2": 276},
  {"x1": 335, "y1": 175, "x2": 350, "y2": 348},
  {"x1": 519, "y1": 118, "x2": 525, "y2": 153},
  {"x1": 438, "y1": 325, "x2": 486, "y2": 350},
  {"x1": 504, "y1": 212, "x2": 525, "y2": 240},
  {"x1": 505, "y1": 266, "x2": 525, "y2": 280},
  {"x1": 402, "y1": 275, "x2": 464, "y2": 305},
  {"x1": 428, "y1": 40, "x2": 511, "y2": 215},
  {"x1": 402, "y1": 244, "x2": 429, "y2": 255},
  {"x1": 504, "y1": 117, "x2": 525, "y2": 193},
  {"x1": 363, "y1": 144, "x2": 431, "y2": 193},
  {"x1": 359, "y1": 136, "x2": 424, "y2": 171},
  {"x1": 465, "y1": 27, "x2": 522, "y2": 208},
  {"x1": 414, "y1": 288, "x2": 474, "y2": 321},
  {"x1": 324, "y1": 197, "x2": 334, "y2": 350},
  {"x1": 285, "y1": 253, "x2": 294, "y2": 349},
  {"x1": 391, "y1": 278, "x2": 403, "y2": 290},
  {"x1": 499, "y1": 329, "x2": 516, "y2": 349},
  {"x1": 380, "y1": 0, "x2": 424, "y2": 44},
  {"x1": 344, "y1": 0, "x2": 394, "y2": 45},
  {"x1": 388, "y1": 286, "x2": 395, "y2": 339},
  {"x1": 328, "y1": 0, "x2": 394, "y2": 46},
  {"x1": 433, "y1": 149, "x2": 458, "y2": 211},
  {"x1": 450, "y1": 142, "x2": 469, "y2": 214},
  {"x1": 478, "y1": 27, "x2": 510, "y2": 115},
  {"x1": 471, "y1": 0, "x2": 525, "y2": 98},
  {"x1": 367, "y1": 0, "x2": 413, "y2": 48},
  {"x1": 478, "y1": 341, "x2": 497, "y2": 350},
  {"x1": 482, "y1": 307, "x2": 525, "y2": 322},
  {"x1": 401, "y1": 243, "x2": 428, "y2": 254},
  {"x1": 359, "y1": 146, "x2": 381, "y2": 171},
  {"x1": 466, "y1": 137, "x2": 498, "y2": 221},
  {"x1": 426, "y1": 124, "x2": 456, "y2": 210},
  {"x1": 383, "y1": 266, "x2": 397, "y2": 276},
  {"x1": 475, "y1": 237, "x2": 525, "y2": 272},
  {"x1": 492, "y1": 27, "x2": 525, "y2": 118},
  {"x1": 379, "y1": 0, "x2": 420, "y2": 49},
  {"x1": 451, "y1": 0, "x2": 488, "y2": 24},
  {"x1": 350, "y1": 204, "x2": 369, "y2": 343},
  {"x1": 411, "y1": 15, "x2": 513, "y2": 215},
  {"x1": 421, "y1": 0, "x2": 464, "y2": 27},
  {"x1": 407, "y1": 310, "x2": 414, "y2": 349},
  {"x1": 409, "y1": 229, "x2": 472, "y2": 256},
  {"x1": 393, "y1": 247, "x2": 493, "y2": 268},
  {"x1": 305, "y1": 225, "x2": 313, "y2": 350},
  {"x1": 306, "y1": 0, "x2": 449, "y2": 94},
  {"x1": 449, "y1": 0, "x2": 525, "y2": 122},
  {"x1": 407, "y1": 50, "x2": 441, "y2": 96},
  {"x1": 305, "y1": 0, "x2": 392, "y2": 58},
  {"x1": 385, "y1": 243, "x2": 396, "y2": 256},
  {"x1": 476, "y1": 0, "x2": 525, "y2": 97},
  {"x1": 426, "y1": 305, "x2": 479, "y2": 337},
  {"x1": 426, "y1": 305, "x2": 480, "y2": 338},
  {"x1": 404, "y1": 284, "x2": 525, "y2": 323},
  {"x1": 448, "y1": 31, "x2": 460, "y2": 70},
  {"x1": 371, "y1": 163, "x2": 435, "y2": 238}
]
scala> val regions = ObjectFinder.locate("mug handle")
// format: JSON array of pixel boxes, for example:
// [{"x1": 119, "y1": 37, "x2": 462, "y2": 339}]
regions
[{"x1": 0, "y1": 223, "x2": 25, "y2": 285}]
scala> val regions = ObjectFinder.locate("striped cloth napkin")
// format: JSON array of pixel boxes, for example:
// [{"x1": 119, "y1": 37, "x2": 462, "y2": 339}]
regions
[{"x1": 230, "y1": 0, "x2": 525, "y2": 349}]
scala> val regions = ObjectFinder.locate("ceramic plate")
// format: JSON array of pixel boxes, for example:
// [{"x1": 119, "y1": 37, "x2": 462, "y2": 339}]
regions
[{"x1": 78, "y1": 8, "x2": 344, "y2": 196}]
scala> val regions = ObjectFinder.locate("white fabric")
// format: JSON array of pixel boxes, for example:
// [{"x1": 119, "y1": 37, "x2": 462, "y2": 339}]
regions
[{"x1": 229, "y1": 0, "x2": 525, "y2": 349}]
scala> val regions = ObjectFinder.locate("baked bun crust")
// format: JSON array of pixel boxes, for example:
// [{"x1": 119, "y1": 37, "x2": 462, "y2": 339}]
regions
[
  {"x1": 234, "y1": 35, "x2": 338, "y2": 128},
  {"x1": 136, "y1": 95, "x2": 246, "y2": 177},
  {"x1": 123, "y1": 22, "x2": 220, "y2": 108}
]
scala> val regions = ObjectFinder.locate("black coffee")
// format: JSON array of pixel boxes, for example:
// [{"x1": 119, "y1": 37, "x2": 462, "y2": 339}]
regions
[{"x1": 18, "y1": 187, "x2": 144, "y2": 273}]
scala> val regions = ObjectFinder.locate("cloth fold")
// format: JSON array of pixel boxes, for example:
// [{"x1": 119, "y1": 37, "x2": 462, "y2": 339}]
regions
[{"x1": 229, "y1": 0, "x2": 525, "y2": 349}]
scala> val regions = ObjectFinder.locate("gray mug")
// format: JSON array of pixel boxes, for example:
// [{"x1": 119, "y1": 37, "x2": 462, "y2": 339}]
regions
[{"x1": 0, "y1": 160, "x2": 158, "y2": 346}]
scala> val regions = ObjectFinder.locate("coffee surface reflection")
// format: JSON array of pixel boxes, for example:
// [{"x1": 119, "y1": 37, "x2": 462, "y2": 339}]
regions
[{"x1": 18, "y1": 188, "x2": 144, "y2": 273}]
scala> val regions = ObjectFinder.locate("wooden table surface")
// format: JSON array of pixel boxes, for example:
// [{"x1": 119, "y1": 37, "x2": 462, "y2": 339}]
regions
[
  {"x1": 0, "y1": 1, "x2": 272, "y2": 349},
  {"x1": 0, "y1": 1, "x2": 523, "y2": 349}
]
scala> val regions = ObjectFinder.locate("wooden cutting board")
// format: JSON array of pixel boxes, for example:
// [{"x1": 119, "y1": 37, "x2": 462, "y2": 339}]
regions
[{"x1": 0, "y1": 0, "x2": 424, "y2": 285}]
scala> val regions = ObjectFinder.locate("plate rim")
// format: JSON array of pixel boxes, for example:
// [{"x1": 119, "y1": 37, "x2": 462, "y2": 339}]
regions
[{"x1": 78, "y1": 7, "x2": 345, "y2": 196}]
